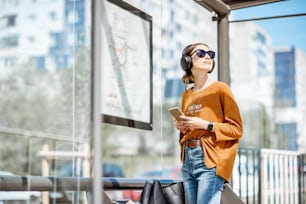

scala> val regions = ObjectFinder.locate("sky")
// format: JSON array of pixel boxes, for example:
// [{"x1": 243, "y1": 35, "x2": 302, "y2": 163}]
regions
[{"x1": 230, "y1": 0, "x2": 306, "y2": 53}]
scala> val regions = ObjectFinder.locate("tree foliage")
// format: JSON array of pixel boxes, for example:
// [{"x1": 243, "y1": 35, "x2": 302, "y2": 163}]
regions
[{"x1": 0, "y1": 46, "x2": 92, "y2": 175}]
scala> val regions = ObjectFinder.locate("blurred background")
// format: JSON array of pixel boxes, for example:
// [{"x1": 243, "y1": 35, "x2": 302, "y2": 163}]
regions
[{"x1": 0, "y1": 0, "x2": 305, "y2": 203}]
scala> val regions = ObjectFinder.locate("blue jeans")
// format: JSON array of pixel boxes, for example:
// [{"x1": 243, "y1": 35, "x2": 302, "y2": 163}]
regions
[{"x1": 182, "y1": 145, "x2": 224, "y2": 204}]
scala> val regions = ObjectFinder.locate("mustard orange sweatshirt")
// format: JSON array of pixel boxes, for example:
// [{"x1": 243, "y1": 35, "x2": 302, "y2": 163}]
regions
[{"x1": 180, "y1": 81, "x2": 243, "y2": 182}]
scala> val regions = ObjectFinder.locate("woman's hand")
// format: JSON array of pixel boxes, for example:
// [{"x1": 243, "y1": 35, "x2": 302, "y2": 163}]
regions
[
  {"x1": 174, "y1": 118, "x2": 188, "y2": 132},
  {"x1": 177, "y1": 115, "x2": 208, "y2": 130}
]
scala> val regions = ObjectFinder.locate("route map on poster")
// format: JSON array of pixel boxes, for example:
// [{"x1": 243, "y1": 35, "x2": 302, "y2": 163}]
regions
[{"x1": 101, "y1": 0, "x2": 152, "y2": 130}]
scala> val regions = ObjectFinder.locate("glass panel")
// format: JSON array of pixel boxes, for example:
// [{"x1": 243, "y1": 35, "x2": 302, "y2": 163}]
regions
[
  {"x1": 0, "y1": 0, "x2": 92, "y2": 203},
  {"x1": 0, "y1": 0, "x2": 219, "y2": 202},
  {"x1": 101, "y1": 0, "x2": 217, "y2": 202},
  {"x1": 3, "y1": 0, "x2": 304, "y2": 203},
  {"x1": 230, "y1": 0, "x2": 306, "y2": 150}
]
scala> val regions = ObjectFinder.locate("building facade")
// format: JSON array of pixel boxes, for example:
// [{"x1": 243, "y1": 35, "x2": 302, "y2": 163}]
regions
[
  {"x1": 230, "y1": 21, "x2": 306, "y2": 151},
  {"x1": 0, "y1": 0, "x2": 86, "y2": 74},
  {"x1": 274, "y1": 47, "x2": 306, "y2": 151},
  {"x1": 230, "y1": 22, "x2": 275, "y2": 148}
]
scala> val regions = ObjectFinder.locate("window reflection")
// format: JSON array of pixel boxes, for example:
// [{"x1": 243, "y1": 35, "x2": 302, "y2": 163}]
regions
[
  {"x1": 0, "y1": 0, "x2": 91, "y2": 182},
  {"x1": 0, "y1": 0, "x2": 305, "y2": 203}
]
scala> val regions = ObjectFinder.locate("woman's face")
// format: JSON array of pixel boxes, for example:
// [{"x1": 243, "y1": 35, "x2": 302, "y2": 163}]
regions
[{"x1": 190, "y1": 44, "x2": 214, "y2": 72}]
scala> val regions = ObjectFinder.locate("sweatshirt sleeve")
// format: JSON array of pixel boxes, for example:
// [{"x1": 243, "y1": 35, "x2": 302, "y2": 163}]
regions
[{"x1": 214, "y1": 83, "x2": 243, "y2": 142}]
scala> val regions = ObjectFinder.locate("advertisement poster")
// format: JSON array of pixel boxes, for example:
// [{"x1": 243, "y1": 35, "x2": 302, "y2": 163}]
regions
[{"x1": 101, "y1": 0, "x2": 152, "y2": 130}]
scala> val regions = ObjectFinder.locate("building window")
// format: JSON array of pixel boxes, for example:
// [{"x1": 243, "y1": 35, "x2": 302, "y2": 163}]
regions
[
  {"x1": 275, "y1": 123, "x2": 297, "y2": 150},
  {"x1": 7, "y1": 15, "x2": 16, "y2": 27},
  {"x1": 28, "y1": 36, "x2": 35, "y2": 43},
  {"x1": 164, "y1": 79, "x2": 184, "y2": 99},
  {"x1": 0, "y1": 15, "x2": 16, "y2": 28},
  {"x1": 274, "y1": 50, "x2": 296, "y2": 107},
  {"x1": 49, "y1": 11, "x2": 56, "y2": 21},
  {"x1": 0, "y1": 35, "x2": 18, "y2": 48},
  {"x1": 28, "y1": 13, "x2": 36, "y2": 21},
  {"x1": 68, "y1": 11, "x2": 78, "y2": 24},
  {"x1": 255, "y1": 31, "x2": 266, "y2": 44}
]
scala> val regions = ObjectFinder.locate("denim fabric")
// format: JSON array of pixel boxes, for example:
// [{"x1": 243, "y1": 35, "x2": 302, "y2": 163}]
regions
[{"x1": 182, "y1": 145, "x2": 224, "y2": 204}]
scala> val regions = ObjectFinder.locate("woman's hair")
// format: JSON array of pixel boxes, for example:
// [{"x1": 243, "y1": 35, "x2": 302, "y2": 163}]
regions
[{"x1": 181, "y1": 43, "x2": 210, "y2": 86}]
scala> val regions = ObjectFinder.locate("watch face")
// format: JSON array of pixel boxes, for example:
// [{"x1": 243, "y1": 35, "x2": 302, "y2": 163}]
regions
[{"x1": 208, "y1": 123, "x2": 213, "y2": 131}]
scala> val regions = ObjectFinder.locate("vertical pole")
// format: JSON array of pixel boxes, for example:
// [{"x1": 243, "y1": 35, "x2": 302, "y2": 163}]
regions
[
  {"x1": 217, "y1": 14, "x2": 230, "y2": 85},
  {"x1": 293, "y1": 155, "x2": 299, "y2": 204},
  {"x1": 83, "y1": 143, "x2": 91, "y2": 204},
  {"x1": 92, "y1": 0, "x2": 103, "y2": 203},
  {"x1": 262, "y1": 152, "x2": 267, "y2": 204},
  {"x1": 41, "y1": 144, "x2": 49, "y2": 204},
  {"x1": 258, "y1": 149, "x2": 262, "y2": 204},
  {"x1": 83, "y1": 143, "x2": 91, "y2": 177}
]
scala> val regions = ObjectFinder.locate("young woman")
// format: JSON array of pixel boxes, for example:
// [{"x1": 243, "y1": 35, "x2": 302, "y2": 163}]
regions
[{"x1": 174, "y1": 43, "x2": 243, "y2": 204}]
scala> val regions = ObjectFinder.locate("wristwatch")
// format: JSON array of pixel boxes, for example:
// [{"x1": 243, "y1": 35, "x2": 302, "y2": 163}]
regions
[{"x1": 207, "y1": 122, "x2": 214, "y2": 131}]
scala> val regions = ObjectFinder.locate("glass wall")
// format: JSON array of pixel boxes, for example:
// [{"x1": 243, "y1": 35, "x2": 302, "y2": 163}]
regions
[
  {"x1": 0, "y1": 0, "x2": 92, "y2": 202},
  {"x1": 0, "y1": 0, "x2": 91, "y2": 175},
  {"x1": 229, "y1": 0, "x2": 306, "y2": 150},
  {"x1": 1, "y1": 0, "x2": 305, "y2": 203},
  {"x1": 0, "y1": 0, "x2": 217, "y2": 203}
]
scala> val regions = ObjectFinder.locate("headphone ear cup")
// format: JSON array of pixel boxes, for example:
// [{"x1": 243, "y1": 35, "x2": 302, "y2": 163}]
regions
[
  {"x1": 180, "y1": 55, "x2": 192, "y2": 71},
  {"x1": 208, "y1": 60, "x2": 215, "y2": 73}
]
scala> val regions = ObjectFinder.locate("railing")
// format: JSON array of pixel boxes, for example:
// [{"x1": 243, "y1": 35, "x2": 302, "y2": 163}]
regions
[
  {"x1": 298, "y1": 153, "x2": 306, "y2": 204},
  {"x1": 0, "y1": 176, "x2": 179, "y2": 191},
  {"x1": 232, "y1": 148, "x2": 306, "y2": 204},
  {"x1": 232, "y1": 147, "x2": 261, "y2": 204},
  {"x1": 0, "y1": 176, "x2": 180, "y2": 203},
  {"x1": 261, "y1": 149, "x2": 300, "y2": 204},
  {"x1": 1, "y1": 148, "x2": 306, "y2": 204}
]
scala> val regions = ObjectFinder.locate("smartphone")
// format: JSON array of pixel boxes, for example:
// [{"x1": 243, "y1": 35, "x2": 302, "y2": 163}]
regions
[{"x1": 168, "y1": 107, "x2": 184, "y2": 120}]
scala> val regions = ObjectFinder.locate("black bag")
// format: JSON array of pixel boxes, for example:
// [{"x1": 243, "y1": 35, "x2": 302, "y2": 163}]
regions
[
  {"x1": 140, "y1": 180, "x2": 185, "y2": 204},
  {"x1": 221, "y1": 183, "x2": 245, "y2": 204},
  {"x1": 103, "y1": 191, "x2": 115, "y2": 204},
  {"x1": 163, "y1": 181, "x2": 185, "y2": 204},
  {"x1": 103, "y1": 191, "x2": 136, "y2": 204}
]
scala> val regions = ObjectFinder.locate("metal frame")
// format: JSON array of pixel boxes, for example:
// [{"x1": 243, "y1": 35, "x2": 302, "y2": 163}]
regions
[
  {"x1": 194, "y1": 0, "x2": 231, "y2": 84},
  {"x1": 98, "y1": 0, "x2": 153, "y2": 130},
  {"x1": 92, "y1": 0, "x2": 103, "y2": 203},
  {"x1": 0, "y1": 176, "x2": 179, "y2": 191},
  {"x1": 193, "y1": 0, "x2": 284, "y2": 84}
]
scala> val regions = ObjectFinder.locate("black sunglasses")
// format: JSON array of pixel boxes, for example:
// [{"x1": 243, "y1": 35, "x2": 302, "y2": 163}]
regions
[{"x1": 191, "y1": 49, "x2": 215, "y2": 59}]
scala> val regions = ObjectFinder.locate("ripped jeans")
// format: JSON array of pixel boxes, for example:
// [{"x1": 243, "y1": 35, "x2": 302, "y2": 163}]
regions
[{"x1": 182, "y1": 144, "x2": 224, "y2": 204}]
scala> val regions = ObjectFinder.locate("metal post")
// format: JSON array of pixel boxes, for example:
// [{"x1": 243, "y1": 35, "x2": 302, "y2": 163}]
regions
[
  {"x1": 217, "y1": 15, "x2": 230, "y2": 84},
  {"x1": 194, "y1": 0, "x2": 230, "y2": 16},
  {"x1": 193, "y1": 0, "x2": 231, "y2": 84},
  {"x1": 41, "y1": 144, "x2": 49, "y2": 204},
  {"x1": 92, "y1": 0, "x2": 103, "y2": 203}
]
